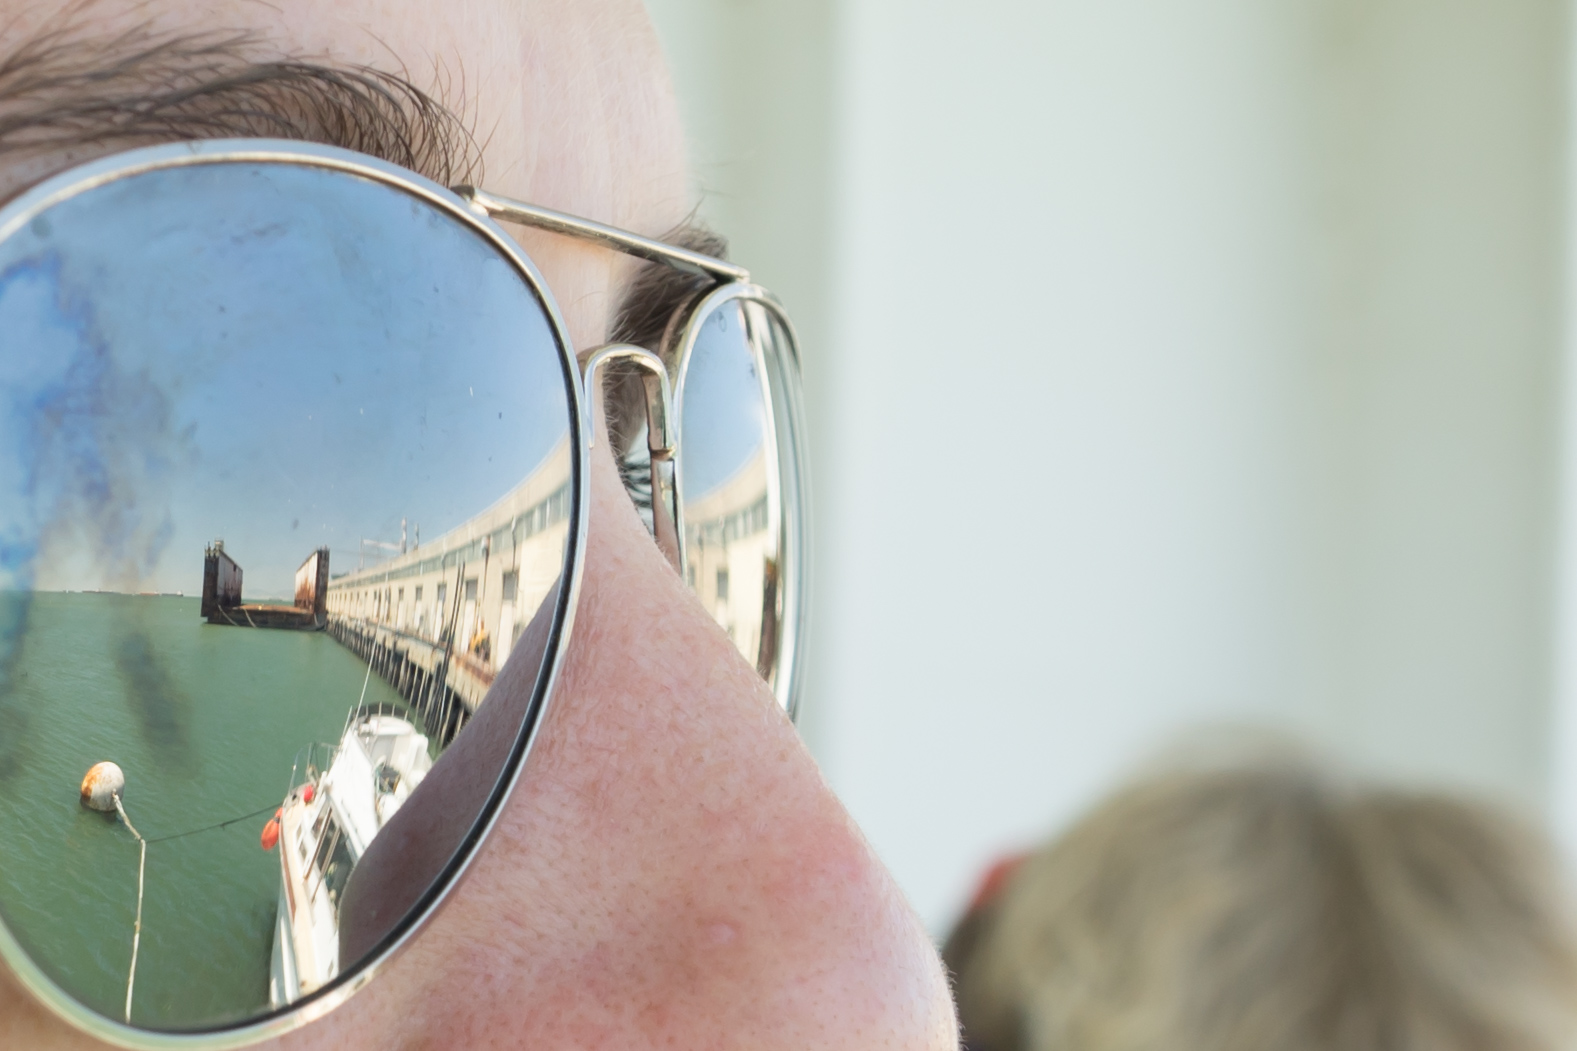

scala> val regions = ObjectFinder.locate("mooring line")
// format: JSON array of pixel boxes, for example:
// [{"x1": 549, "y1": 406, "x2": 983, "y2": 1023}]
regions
[
  {"x1": 104, "y1": 796, "x2": 287, "y2": 1023},
  {"x1": 112, "y1": 793, "x2": 146, "y2": 1025},
  {"x1": 146, "y1": 802, "x2": 281, "y2": 844}
]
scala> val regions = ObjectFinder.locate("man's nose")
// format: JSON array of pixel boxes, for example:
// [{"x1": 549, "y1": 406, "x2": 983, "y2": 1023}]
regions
[{"x1": 415, "y1": 443, "x2": 960, "y2": 1048}]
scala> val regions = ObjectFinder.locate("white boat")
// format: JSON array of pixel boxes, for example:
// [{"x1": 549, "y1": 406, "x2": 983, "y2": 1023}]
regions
[{"x1": 269, "y1": 709, "x2": 433, "y2": 1007}]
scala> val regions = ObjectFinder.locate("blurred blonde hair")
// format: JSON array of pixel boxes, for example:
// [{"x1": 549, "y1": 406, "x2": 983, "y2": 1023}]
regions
[{"x1": 951, "y1": 762, "x2": 1577, "y2": 1051}]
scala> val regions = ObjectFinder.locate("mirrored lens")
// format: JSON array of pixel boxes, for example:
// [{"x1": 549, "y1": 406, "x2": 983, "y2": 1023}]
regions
[
  {"x1": 674, "y1": 293, "x2": 803, "y2": 707},
  {"x1": 0, "y1": 158, "x2": 577, "y2": 1031}
]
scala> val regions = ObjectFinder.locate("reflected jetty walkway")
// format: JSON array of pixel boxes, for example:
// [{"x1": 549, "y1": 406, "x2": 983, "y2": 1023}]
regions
[
  {"x1": 324, "y1": 441, "x2": 571, "y2": 742},
  {"x1": 324, "y1": 619, "x2": 492, "y2": 747},
  {"x1": 324, "y1": 442, "x2": 570, "y2": 743},
  {"x1": 198, "y1": 442, "x2": 570, "y2": 745}
]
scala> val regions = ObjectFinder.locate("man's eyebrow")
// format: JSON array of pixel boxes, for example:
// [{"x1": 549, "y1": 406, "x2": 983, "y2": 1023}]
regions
[
  {"x1": 0, "y1": 18, "x2": 482, "y2": 188},
  {"x1": 610, "y1": 224, "x2": 731, "y2": 356}
]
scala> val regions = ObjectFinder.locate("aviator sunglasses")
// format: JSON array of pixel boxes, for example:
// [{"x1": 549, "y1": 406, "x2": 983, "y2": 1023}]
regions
[{"x1": 0, "y1": 139, "x2": 808, "y2": 1047}]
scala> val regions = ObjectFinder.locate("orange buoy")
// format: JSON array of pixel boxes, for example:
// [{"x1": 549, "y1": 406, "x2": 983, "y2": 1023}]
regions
[
  {"x1": 260, "y1": 818, "x2": 280, "y2": 851},
  {"x1": 302, "y1": 784, "x2": 315, "y2": 804},
  {"x1": 80, "y1": 762, "x2": 125, "y2": 812}
]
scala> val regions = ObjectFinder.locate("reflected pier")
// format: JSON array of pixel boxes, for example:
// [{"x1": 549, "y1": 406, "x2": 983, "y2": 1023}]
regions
[
  {"x1": 323, "y1": 620, "x2": 481, "y2": 747},
  {"x1": 319, "y1": 440, "x2": 573, "y2": 747}
]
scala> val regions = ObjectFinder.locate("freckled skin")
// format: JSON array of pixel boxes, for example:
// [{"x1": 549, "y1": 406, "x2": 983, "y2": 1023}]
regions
[{"x1": 0, "y1": 1, "x2": 959, "y2": 1049}]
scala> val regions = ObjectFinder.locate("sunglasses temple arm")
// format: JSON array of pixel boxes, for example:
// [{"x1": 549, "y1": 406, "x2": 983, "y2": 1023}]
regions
[
  {"x1": 456, "y1": 187, "x2": 749, "y2": 284},
  {"x1": 578, "y1": 344, "x2": 687, "y2": 577}
]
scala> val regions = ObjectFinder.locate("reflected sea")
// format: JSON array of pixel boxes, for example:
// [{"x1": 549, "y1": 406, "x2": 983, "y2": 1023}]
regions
[{"x1": 0, "y1": 592, "x2": 403, "y2": 1029}]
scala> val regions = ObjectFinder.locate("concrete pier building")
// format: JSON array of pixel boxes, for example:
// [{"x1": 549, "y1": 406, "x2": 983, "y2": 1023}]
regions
[
  {"x1": 683, "y1": 448, "x2": 775, "y2": 677},
  {"x1": 324, "y1": 440, "x2": 572, "y2": 742}
]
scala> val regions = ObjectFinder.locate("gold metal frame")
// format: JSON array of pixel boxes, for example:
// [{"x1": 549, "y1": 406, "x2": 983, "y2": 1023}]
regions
[
  {"x1": 467, "y1": 187, "x2": 810, "y2": 716},
  {"x1": 579, "y1": 343, "x2": 686, "y2": 573},
  {"x1": 0, "y1": 139, "x2": 585, "y2": 1050},
  {"x1": 0, "y1": 136, "x2": 810, "y2": 1047},
  {"x1": 666, "y1": 285, "x2": 810, "y2": 718}
]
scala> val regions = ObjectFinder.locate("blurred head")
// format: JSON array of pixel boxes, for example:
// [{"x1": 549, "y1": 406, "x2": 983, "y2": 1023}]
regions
[
  {"x1": 0, "y1": 2, "x2": 957, "y2": 1048},
  {"x1": 948, "y1": 761, "x2": 1577, "y2": 1051}
]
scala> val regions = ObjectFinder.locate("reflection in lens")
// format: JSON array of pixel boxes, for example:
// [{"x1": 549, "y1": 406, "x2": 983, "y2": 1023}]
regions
[
  {"x1": 0, "y1": 158, "x2": 574, "y2": 1030},
  {"x1": 676, "y1": 298, "x2": 779, "y2": 679}
]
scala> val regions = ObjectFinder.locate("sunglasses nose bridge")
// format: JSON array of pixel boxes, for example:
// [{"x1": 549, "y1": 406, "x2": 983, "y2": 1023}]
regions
[{"x1": 578, "y1": 344, "x2": 685, "y2": 576}]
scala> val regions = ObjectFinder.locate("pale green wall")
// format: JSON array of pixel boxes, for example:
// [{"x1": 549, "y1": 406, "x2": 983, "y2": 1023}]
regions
[
  {"x1": 645, "y1": 0, "x2": 839, "y2": 763},
  {"x1": 647, "y1": 0, "x2": 1570, "y2": 933}
]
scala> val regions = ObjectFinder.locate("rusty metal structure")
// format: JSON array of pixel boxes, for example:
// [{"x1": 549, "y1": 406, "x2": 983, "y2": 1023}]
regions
[
  {"x1": 199, "y1": 541, "x2": 243, "y2": 620},
  {"x1": 202, "y1": 545, "x2": 329, "y2": 630}
]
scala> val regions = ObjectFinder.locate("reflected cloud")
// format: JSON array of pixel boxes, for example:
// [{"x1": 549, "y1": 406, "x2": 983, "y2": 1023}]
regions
[
  {"x1": 1, "y1": 253, "x2": 192, "y2": 599},
  {"x1": 0, "y1": 250, "x2": 194, "y2": 784}
]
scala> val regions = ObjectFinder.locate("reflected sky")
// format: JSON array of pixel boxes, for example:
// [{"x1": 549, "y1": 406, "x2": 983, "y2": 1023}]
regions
[
  {"x1": 679, "y1": 301, "x2": 766, "y2": 501},
  {"x1": 0, "y1": 163, "x2": 571, "y2": 599}
]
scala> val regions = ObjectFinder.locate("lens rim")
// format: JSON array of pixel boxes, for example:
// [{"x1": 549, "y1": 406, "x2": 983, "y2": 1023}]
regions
[
  {"x1": 0, "y1": 139, "x2": 591, "y2": 1049},
  {"x1": 666, "y1": 283, "x2": 809, "y2": 719}
]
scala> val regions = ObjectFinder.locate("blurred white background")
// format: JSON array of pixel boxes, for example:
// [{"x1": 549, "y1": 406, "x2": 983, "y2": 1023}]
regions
[{"x1": 645, "y1": 0, "x2": 1577, "y2": 937}]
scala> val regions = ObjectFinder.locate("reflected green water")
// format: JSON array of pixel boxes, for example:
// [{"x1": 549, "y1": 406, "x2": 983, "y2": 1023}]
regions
[{"x1": 0, "y1": 592, "x2": 403, "y2": 1029}]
